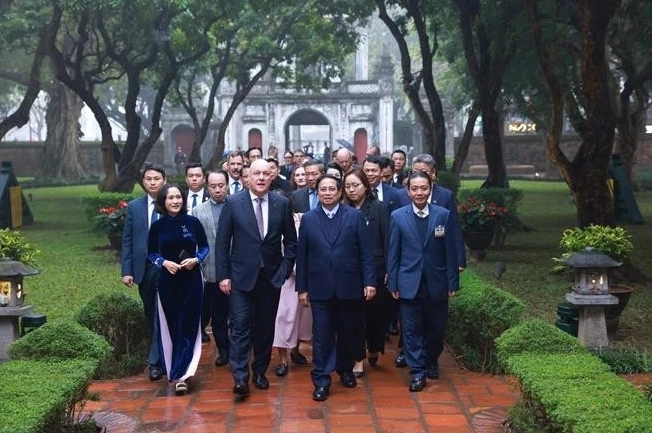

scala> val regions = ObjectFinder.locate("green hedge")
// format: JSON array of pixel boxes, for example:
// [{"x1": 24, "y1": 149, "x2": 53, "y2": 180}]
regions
[
  {"x1": 446, "y1": 270, "x2": 525, "y2": 373},
  {"x1": 505, "y1": 353, "x2": 652, "y2": 433},
  {"x1": 9, "y1": 319, "x2": 112, "y2": 367},
  {"x1": 495, "y1": 319, "x2": 587, "y2": 367},
  {"x1": 0, "y1": 359, "x2": 97, "y2": 433}
]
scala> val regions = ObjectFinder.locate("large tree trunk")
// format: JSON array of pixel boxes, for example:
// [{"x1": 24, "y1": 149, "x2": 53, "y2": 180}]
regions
[
  {"x1": 38, "y1": 81, "x2": 86, "y2": 182},
  {"x1": 451, "y1": 102, "x2": 480, "y2": 176},
  {"x1": 480, "y1": 104, "x2": 508, "y2": 188}
]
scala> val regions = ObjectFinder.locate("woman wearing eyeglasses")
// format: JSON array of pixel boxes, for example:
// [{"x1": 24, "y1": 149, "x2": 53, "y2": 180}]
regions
[{"x1": 341, "y1": 168, "x2": 390, "y2": 378}]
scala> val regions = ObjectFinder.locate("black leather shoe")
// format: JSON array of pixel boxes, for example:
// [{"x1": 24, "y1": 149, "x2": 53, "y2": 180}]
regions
[
  {"x1": 312, "y1": 386, "x2": 329, "y2": 401},
  {"x1": 339, "y1": 374, "x2": 357, "y2": 388},
  {"x1": 253, "y1": 373, "x2": 269, "y2": 390},
  {"x1": 368, "y1": 352, "x2": 379, "y2": 367},
  {"x1": 201, "y1": 331, "x2": 211, "y2": 343},
  {"x1": 395, "y1": 354, "x2": 407, "y2": 368},
  {"x1": 275, "y1": 363, "x2": 289, "y2": 377},
  {"x1": 409, "y1": 376, "x2": 426, "y2": 392},
  {"x1": 233, "y1": 381, "x2": 250, "y2": 397},
  {"x1": 426, "y1": 365, "x2": 439, "y2": 379},
  {"x1": 290, "y1": 348, "x2": 308, "y2": 365},
  {"x1": 148, "y1": 366, "x2": 163, "y2": 381},
  {"x1": 214, "y1": 354, "x2": 229, "y2": 367}
]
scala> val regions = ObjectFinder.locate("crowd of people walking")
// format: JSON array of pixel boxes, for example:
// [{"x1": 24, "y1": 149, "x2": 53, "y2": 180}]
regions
[{"x1": 121, "y1": 145, "x2": 464, "y2": 401}]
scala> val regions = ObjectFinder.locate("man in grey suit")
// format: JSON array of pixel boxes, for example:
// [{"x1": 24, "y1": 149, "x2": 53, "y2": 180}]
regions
[
  {"x1": 121, "y1": 163, "x2": 166, "y2": 380},
  {"x1": 192, "y1": 170, "x2": 230, "y2": 367},
  {"x1": 216, "y1": 159, "x2": 297, "y2": 398}
]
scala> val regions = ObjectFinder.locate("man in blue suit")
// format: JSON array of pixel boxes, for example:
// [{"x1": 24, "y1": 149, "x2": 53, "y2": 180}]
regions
[
  {"x1": 216, "y1": 159, "x2": 297, "y2": 398},
  {"x1": 290, "y1": 159, "x2": 324, "y2": 213},
  {"x1": 296, "y1": 174, "x2": 377, "y2": 402},
  {"x1": 387, "y1": 171, "x2": 459, "y2": 392},
  {"x1": 121, "y1": 163, "x2": 166, "y2": 381}
]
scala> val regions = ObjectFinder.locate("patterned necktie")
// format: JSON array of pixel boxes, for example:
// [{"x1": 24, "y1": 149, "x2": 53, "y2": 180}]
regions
[
  {"x1": 191, "y1": 194, "x2": 198, "y2": 208},
  {"x1": 254, "y1": 197, "x2": 265, "y2": 239},
  {"x1": 417, "y1": 210, "x2": 426, "y2": 218},
  {"x1": 233, "y1": 182, "x2": 241, "y2": 193},
  {"x1": 373, "y1": 187, "x2": 379, "y2": 199}
]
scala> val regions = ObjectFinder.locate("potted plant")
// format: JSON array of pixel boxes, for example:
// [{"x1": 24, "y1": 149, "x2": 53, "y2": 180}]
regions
[
  {"x1": 552, "y1": 224, "x2": 635, "y2": 332},
  {"x1": 457, "y1": 196, "x2": 510, "y2": 260},
  {"x1": 92, "y1": 201, "x2": 128, "y2": 250}
]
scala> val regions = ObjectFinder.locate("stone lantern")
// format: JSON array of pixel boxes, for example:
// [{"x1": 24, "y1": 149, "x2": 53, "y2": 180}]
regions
[
  {"x1": 0, "y1": 257, "x2": 38, "y2": 360},
  {"x1": 563, "y1": 247, "x2": 620, "y2": 348},
  {"x1": 0, "y1": 257, "x2": 38, "y2": 307}
]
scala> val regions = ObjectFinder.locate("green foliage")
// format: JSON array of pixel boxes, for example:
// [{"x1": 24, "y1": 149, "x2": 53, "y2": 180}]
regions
[
  {"x1": 593, "y1": 347, "x2": 652, "y2": 374},
  {"x1": 9, "y1": 319, "x2": 112, "y2": 367},
  {"x1": 505, "y1": 353, "x2": 652, "y2": 433},
  {"x1": 495, "y1": 319, "x2": 587, "y2": 368},
  {"x1": 446, "y1": 270, "x2": 525, "y2": 373},
  {"x1": 76, "y1": 292, "x2": 150, "y2": 378},
  {"x1": 436, "y1": 170, "x2": 460, "y2": 196},
  {"x1": 458, "y1": 187, "x2": 526, "y2": 234},
  {"x1": 0, "y1": 228, "x2": 41, "y2": 266},
  {"x1": 552, "y1": 225, "x2": 634, "y2": 272},
  {"x1": 80, "y1": 192, "x2": 137, "y2": 222},
  {"x1": 0, "y1": 359, "x2": 97, "y2": 433}
]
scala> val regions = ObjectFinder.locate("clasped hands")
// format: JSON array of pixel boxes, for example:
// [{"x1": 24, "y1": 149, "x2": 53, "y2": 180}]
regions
[
  {"x1": 298, "y1": 285, "x2": 376, "y2": 307},
  {"x1": 164, "y1": 258, "x2": 199, "y2": 275}
]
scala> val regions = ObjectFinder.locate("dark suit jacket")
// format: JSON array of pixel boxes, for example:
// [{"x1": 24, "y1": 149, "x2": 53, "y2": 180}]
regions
[
  {"x1": 215, "y1": 191, "x2": 297, "y2": 291},
  {"x1": 357, "y1": 199, "x2": 389, "y2": 279},
  {"x1": 290, "y1": 187, "x2": 311, "y2": 213},
  {"x1": 296, "y1": 205, "x2": 376, "y2": 301},
  {"x1": 377, "y1": 183, "x2": 405, "y2": 215},
  {"x1": 121, "y1": 195, "x2": 150, "y2": 284},
  {"x1": 387, "y1": 204, "x2": 459, "y2": 300}
]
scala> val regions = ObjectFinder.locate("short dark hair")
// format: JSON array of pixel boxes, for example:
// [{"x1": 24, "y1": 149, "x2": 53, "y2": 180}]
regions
[
  {"x1": 316, "y1": 173, "x2": 342, "y2": 191},
  {"x1": 378, "y1": 156, "x2": 393, "y2": 170},
  {"x1": 325, "y1": 162, "x2": 344, "y2": 179},
  {"x1": 155, "y1": 183, "x2": 187, "y2": 216},
  {"x1": 303, "y1": 158, "x2": 324, "y2": 173},
  {"x1": 141, "y1": 163, "x2": 166, "y2": 179},
  {"x1": 406, "y1": 170, "x2": 432, "y2": 189},
  {"x1": 247, "y1": 147, "x2": 263, "y2": 157},
  {"x1": 184, "y1": 162, "x2": 205, "y2": 176},
  {"x1": 363, "y1": 155, "x2": 383, "y2": 168},
  {"x1": 266, "y1": 157, "x2": 280, "y2": 168},
  {"x1": 392, "y1": 149, "x2": 407, "y2": 159},
  {"x1": 227, "y1": 150, "x2": 246, "y2": 161}
]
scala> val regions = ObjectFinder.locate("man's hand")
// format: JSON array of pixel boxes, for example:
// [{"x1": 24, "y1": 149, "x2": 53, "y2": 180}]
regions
[
  {"x1": 122, "y1": 276, "x2": 134, "y2": 288},
  {"x1": 390, "y1": 291, "x2": 400, "y2": 300},
  {"x1": 219, "y1": 279, "x2": 232, "y2": 295},
  {"x1": 363, "y1": 286, "x2": 376, "y2": 301},
  {"x1": 448, "y1": 290, "x2": 456, "y2": 298}
]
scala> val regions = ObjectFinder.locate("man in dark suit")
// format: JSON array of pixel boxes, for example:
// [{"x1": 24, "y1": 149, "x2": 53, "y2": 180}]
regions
[
  {"x1": 296, "y1": 174, "x2": 377, "y2": 402},
  {"x1": 290, "y1": 159, "x2": 324, "y2": 213},
  {"x1": 391, "y1": 149, "x2": 408, "y2": 187},
  {"x1": 216, "y1": 159, "x2": 297, "y2": 398},
  {"x1": 363, "y1": 155, "x2": 406, "y2": 214},
  {"x1": 121, "y1": 163, "x2": 166, "y2": 381},
  {"x1": 387, "y1": 171, "x2": 459, "y2": 392}
]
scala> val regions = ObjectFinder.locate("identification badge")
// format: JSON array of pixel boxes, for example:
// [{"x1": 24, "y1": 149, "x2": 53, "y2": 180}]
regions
[{"x1": 434, "y1": 225, "x2": 445, "y2": 237}]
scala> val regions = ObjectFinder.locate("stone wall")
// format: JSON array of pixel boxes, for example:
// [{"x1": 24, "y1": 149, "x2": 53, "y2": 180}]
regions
[
  {"x1": 456, "y1": 134, "x2": 652, "y2": 178},
  {"x1": 0, "y1": 142, "x2": 165, "y2": 178}
]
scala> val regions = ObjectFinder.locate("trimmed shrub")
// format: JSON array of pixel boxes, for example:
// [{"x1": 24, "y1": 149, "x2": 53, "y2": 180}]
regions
[
  {"x1": 76, "y1": 292, "x2": 150, "y2": 378},
  {"x1": 0, "y1": 359, "x2": 97, "y2": 433},
  {"x1": 9, "y1": 319, "x2": 112, "y2": 366},
  {"x1": 446, "y1": 270, "x2": 525, "y2": 373},
  {"x1": 495, "y1": 318, "x2": 587, "y2": 368},
  {"x1": 505, "y1": 353, "x2": 652, "y2": 433},
  {"x1": 436, "y1": 170, "x2": 461, "y2": 196}
]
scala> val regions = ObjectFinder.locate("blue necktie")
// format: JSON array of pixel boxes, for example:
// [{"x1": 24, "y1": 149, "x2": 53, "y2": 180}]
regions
[
  {"x1": 191, "y1": 193, "x2": 198, "y2": 208},
  {"x1": 150, "y1": 203, "x2": 158, "y2": 228},
  {"x1": 233, "y1": 182, "x2": 241, "y2": 194}
]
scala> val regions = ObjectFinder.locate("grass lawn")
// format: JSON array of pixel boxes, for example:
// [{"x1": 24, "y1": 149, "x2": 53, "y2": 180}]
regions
[{"x1": 15, "y1": 180, "x2": 652, "y2": 351}]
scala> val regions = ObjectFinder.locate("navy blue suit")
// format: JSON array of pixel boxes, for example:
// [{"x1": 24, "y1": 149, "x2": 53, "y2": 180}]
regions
[
  {"x1": 376, "y1": 182, "x2": 405, "y2": 214},
  {"x1": 398, "y1": 184, "x2": 466, "y2": 268},
  {"x1": 121, "y1": 195, "x2": 162, "y2": 369},
  {"x1": 296, "y1": 205, "x2": 376, "y2": 388},
  {"x1": 216, "y1": 190, "x2": 297, "y2": 383},
  {"x1": 290, "y1": 187, "x2": 313, "y2": 213},
  {"x1": 387, "y1": 204, "x2": 459, "y2": 379}
]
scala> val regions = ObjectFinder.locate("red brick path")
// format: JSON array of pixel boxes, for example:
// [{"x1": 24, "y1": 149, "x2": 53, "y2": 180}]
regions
[{"x1": 86, "y1": 339, "x2": 520, "y2": 433}]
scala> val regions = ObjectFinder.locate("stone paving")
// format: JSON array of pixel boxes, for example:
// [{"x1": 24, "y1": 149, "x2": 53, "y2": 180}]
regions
[{"x1": 86, "y1": 337, "x2": 520, "y2": 433}]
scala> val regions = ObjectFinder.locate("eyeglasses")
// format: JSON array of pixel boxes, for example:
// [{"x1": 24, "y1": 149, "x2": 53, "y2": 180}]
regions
[{"x1": 344, "y1": 183, "x2": 362, "y2": 190}]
